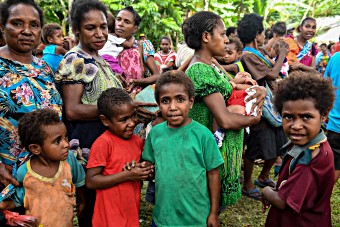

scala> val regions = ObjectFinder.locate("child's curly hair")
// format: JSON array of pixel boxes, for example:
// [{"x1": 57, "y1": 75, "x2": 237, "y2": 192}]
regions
[
  {"x1": 228, "y1": 37, "x2": 243, "y2": 53},
  {"x1": 18, "y1": 109, "x2": 61, "y2": 151},
  {"x1": 273, "y1": 71, "x2": 335, "y2": 116},
  {"x1": 42, "y1": 23, "x2": 62, "y2": 44}
]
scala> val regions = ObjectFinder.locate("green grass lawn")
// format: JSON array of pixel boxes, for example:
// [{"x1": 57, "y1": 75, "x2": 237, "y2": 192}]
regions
[{"x1": 139, "y1": 165, "x2": 340, "y2": 227}]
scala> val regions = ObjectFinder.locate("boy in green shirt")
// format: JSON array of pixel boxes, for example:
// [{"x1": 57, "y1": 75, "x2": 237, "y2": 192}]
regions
[{"x1": 142, "y1": 71, "x2": 224, "y2": 227}]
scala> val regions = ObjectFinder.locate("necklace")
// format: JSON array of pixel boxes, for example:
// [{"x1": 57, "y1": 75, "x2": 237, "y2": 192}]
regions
[{"x1": 196, "y1": 54, "x2": 223, "y2": 74}]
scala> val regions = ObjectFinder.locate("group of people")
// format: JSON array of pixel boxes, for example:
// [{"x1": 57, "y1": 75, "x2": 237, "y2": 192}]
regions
[{"x1": 0, "y1": 0, "x2": 339, "y2": 227}]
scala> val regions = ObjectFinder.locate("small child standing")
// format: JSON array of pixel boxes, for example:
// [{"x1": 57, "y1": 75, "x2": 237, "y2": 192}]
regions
[
  {"x1": 0, "y1": 109, "x2": 86, "y2": 226},
  {"x1": 215, "y1": 37, "x2": 244, "y2": 77},
  {"x1": 142, "y1": 71, "x2": 224, "y2": 226},
  {"x1": 85, "y1": 88, "x2": 153, "y2": 227},
  {"x1": 42, "y1": 23, "x2": 73, "y2": 72},
  {"x1": 262, "y1": 72, "x2": 335, "y2": 226}
]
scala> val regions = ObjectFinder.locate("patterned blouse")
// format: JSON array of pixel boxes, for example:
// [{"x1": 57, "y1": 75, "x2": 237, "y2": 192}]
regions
[
  {"x1": 0, "y1": 56, "x2": 62, "y2": 165},
  {"x1": 55, "y1": 46, "x2": 122, "y2": 105}
]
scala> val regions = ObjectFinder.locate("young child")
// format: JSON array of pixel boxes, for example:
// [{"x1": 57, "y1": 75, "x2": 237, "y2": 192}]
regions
[
  {"x1": 154, "y1": 36, "x2": 177, "y2": 73},
  {"x1": 0, "y1": 109, "x2": 86, "y2": 226},
  {"x1": 142, "y1": 71, "x2": 224, "y2": 226},
  {"x1": 99, "y1": 12, "x2": 135, "y2": 75},
  {"x1": 42, "y1": 23, "x2": 73, "y2": 72},
  {"x1": 262, "y1": 72, "x2": 335, "y2": 226},
  {"x1": 215, "y1": 37, "x2": 244, "y2": 77},
  {"x1": 85, "y1": 88, "x2": 153, "y2": 227}
]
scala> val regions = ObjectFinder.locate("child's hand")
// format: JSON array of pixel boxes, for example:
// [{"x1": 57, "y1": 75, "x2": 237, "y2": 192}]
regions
[
  {"x1": 122, "y1": 160, "x2": 137, "y2": 171},
  {"x1": 129, "y1": 163, "x2": 153, "y2": 181},
  {"x1": 261, "y1": 195, "x2": 271, "y2": 213},
  {"x1": 207, "y1": 212, "x2": 220, "y2": 227}
]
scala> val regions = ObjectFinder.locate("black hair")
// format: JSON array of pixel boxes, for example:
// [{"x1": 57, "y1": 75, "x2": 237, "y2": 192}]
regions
[
  {"x1": 107, "y1": 12, "x2": 115, "y2": 33},
  {"x1": 0, "y1": 0, "x2": 44, "y2": 27},
  {"x1": 297, "y1": 17, "x2": 316, "y2": 33},
  {"x1": 160, "y1": 36, "x2": 171, "y2": 45},
  {"x1": 272, "y1": 22, "x2": 286, "y2": 37},
  {"x1": 97, "y1": 88, "x2": 133, "y2": 120},
  {"x1": 18, "y1": 109, "x2": 61, "y2": 151},
  {"x1": 265, "y1": 28, "x2": 273, "y2": 40},
  {"x1": 42, "y1": 23, "x2": 61, "y2": 44},
  {"x1": 320, "y1": 43, "x2": 327, "y2": 48},
  {"x1": 273, "y1": 71, "x2": 335, "y2": 116},
  {"x1": 182, "y1": 11, "x2": 222, "y2": 50},
  {"x1": 228, "y1": 37, "x2": 243, "y2": 52},
  {"x1": 328, "y1": 42, "x2": 335, "y2": 51},
  {"x1": 70, "y1": 0, "x2": 107, "y2": 31},
  {"x1": 118, "y1": 6, "x2": 141, "y2": 26},
  {"x1": 155, "y1": 70, "x2": 195, "y2": 103},
  {"x1": 226, "y1": 26, "x2": 237, "y2": 36},
  {"x1": 237, "y1": 13, "x2": 264, "y2": 45}
]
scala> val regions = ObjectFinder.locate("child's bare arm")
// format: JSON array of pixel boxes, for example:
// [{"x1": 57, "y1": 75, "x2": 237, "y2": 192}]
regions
[
  {"x1": 206, "y1": 167, "x2": 221, "y2": 227},
  {"x1": 262, "y1": 186, "x2": 287, "y2": 210},
  {"x1": 222, "y1": 64, "x2": 239, "y2": 74},
  {"x1": 86, "y1": 163, "x2": 153, "y2": 190},
  {"x1": 0, "y1": 199, "x2": 16, "y2": 210},
  {"x1": 121, "y1": 36, "x2": 135, "y2": 49},
  {"x1": 76, "y1": 186, "x2": 86, "y2": 218},
  {"x1": 55, "y1": 46, "x2": 69, "y2": 55}
]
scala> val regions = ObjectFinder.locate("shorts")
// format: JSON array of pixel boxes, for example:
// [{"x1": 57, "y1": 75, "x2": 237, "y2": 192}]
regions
[
  {"x1": 327, "y1": 130, "x2": 340, "y2": 170},
  {"x1": 245, "y1": 120, "x2": 287, "y2": 161}
]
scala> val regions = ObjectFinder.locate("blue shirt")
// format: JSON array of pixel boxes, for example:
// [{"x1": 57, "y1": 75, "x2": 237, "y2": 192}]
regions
[
  {"x1": 324, "y1": 52, "x2": 340, "y2": 133},
  {"x1": 43, "y1": 44, "x2": 63, "y2": 72}
]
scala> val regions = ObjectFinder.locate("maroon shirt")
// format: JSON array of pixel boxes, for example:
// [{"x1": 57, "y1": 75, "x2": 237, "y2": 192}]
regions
[{"x1": 265, "y1": 141, "x2": 335, "y2": 227}]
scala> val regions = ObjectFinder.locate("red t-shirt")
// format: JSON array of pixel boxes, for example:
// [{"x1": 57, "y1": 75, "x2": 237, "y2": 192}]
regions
[
  {"x1": 87, "y1": 130, "x2": 144, "y2": 227},
  {"x1": 265, "y1": 141, "x2": 335, "y2": 227}
]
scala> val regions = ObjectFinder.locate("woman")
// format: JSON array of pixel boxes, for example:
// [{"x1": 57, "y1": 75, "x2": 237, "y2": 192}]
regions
[
  {"x1": 154, "y1": 36, "x2": 177, "y2": 73},
  {"x1": 238, "y1": 14, "x2": 288, "y2": 200},
  {"x1": 182, "y1": 11, "x2": 265, "y2": 208},
  {"x1": 0, "y1": 0, "x2": 62, "y2": 186},
  {"x1": 115, "y1": 6, "x2": 160, "y2": 91},
  {"x1": 285, "y1": 17, "x2": 317, "y2": 72}
]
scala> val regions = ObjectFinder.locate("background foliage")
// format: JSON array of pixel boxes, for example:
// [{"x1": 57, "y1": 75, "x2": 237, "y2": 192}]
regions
[{"x1": 37, "y1": 0, "x2": 340, "y2": 50}]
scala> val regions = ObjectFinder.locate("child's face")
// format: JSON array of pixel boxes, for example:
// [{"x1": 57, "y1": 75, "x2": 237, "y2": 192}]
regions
[
  {"x1": 224, "y1": 43, "x2": 238, "y2": 64},
  {"x1": 281, "y1": 99, "x2": 326, "y2": 146},
  {"x1": 48, "y1": 29, "x2": 64, "y2": 46},
  {"x1": 101, "y1": 102, "x2": 137, "y2": 139},
  {"x1": 39, "y1": 122, "x2": 70, "y2": 162},
  {"x1": 160, "y1": 39, "x2": 170, "y2": 53},
  {"x1": 158, "y1": 83, "x2": 194, "y2": 128}
]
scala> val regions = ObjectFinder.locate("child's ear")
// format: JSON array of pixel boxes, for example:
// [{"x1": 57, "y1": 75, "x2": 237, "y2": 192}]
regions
[
  {"x1": 99, "y1": 114, "x2": 110, "y2": 126},
  {"x1": 47, "y1": 36, "x2": 53, "y2": 44},
  {"x1": 189, "y1": 96, "x2": 195, "y2": 109},
  {"x1": 28, "y1": 144, "x2": 41, "y2": 155}
]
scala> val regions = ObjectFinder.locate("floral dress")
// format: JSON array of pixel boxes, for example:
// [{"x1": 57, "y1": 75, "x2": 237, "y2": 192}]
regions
[
  {"x1": 186, "y1": 62, "x2": 244, "y2": 207},
  {"x1": 0, "y1": 57, "x2": 62, "y2": 165}
]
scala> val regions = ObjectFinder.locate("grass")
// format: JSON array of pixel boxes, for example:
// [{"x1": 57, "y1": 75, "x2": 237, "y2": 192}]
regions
[{"x1": 139, "y1": 165, "x2": 340, "y2": 227}]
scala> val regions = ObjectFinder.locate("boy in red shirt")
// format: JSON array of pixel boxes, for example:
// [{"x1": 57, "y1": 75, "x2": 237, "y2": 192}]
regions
[
  {"x1": 262, "y1": 72, "x2": 335, "y2": 226},
  {"x1": 86, "y1": 88, "x2": 153, "y2": 227}
]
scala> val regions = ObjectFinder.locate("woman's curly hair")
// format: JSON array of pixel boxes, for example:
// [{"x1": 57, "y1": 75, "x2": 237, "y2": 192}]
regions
[{"x1": 237, "y1": 13, "x2": 264, "y2": 45}]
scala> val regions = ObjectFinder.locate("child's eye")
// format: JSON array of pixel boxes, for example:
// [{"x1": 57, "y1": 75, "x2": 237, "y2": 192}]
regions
[
  {"x1": 161, "y1": 98, "x2": 169, "y2": 104},
  {"x1": 282, "y1": 114, "x2": 292, "y2": 120},
  {"x1": 178, "y1": 97, "x2": 185, "y2": 102},
  {"x1": 302, "y1": 115, "x2": 312, "y2": 120},
  {"x1": 54, "y1": 138, "x2": 60, "y2": 144}
]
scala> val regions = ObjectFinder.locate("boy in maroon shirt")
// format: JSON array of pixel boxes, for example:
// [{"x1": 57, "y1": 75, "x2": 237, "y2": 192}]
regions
[{"x1": 262, "y1": 72, "x2": 335, "y2": 227}]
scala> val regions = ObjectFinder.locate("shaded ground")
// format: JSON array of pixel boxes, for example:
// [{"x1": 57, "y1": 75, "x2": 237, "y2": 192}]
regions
[{"x1": 139, "y1": 165, "x2": 340, "y2": 227}]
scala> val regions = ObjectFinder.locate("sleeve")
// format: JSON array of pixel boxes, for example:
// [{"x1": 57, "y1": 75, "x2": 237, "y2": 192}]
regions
[
  {"x1": 312, "y1": 44, "x2": 318, "y2": 56},
  {"x1": 187, "y1": 63, "x2": 227, "y2": 99},
  {"x1": 66, "y1": 152, "x2": 85, "y2": 188},
  {"x1": 86, "y1": 137, "x2": 110, "y2": 169},
  {"x1": 202, "y1": 128, "x2": 224, "y2": 171},
  {"x1": 10, "y1": 164, "x2": 27, "y2": 207},
  {"x1": 141, "y1": 40, "x2": 155, "y2": 62},
  {"x1": 277, "y1": 164, "x2": 317, "y2": 214},
  {"x1": 54, "y1": 52, "x2": 99, "y2": 84},
  {"x1": 141, "y1": 131, "x2": 155, "y2": 164},
  {"x1": 240, "y1": 53, "x2": 272, "y2": 82}
]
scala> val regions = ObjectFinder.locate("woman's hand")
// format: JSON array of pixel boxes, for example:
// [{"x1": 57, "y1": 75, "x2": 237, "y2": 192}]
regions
[
  {"x1": 134, "y1": 101, "x2": 158, "y2": 123},
  {"x1": 245, "y1": 86, "x2": 266, "y2": 113},
  {"x1": 0, "y1": 163, "x2": 20, "y2": 187},
  {"x1": 207, "y1": 212, "x2": 220, "y2": 227},
  {"x1": 290, "y1": 62, "x2": 301, "y2": 70}
]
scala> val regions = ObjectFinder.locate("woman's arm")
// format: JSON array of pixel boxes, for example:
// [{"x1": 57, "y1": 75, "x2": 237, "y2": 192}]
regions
[
  {"x1": 203, "y1": 88, "x2": 264, "y2": 130},
  {"x1": 262, "y1": 186, "x2": 287, "y2": 210},
  {"x1": 62, "y1": 84, "x2": 99, "y2": 121},
  {"x1": 85, "y1": 164, "x2": 153, "y2": 190},
  {"x1": 207, "y1": 167, "x2": 221, "y2": 227},
  {"x1": 133, "y1": 56, "x2": 160, "y2": 87}
]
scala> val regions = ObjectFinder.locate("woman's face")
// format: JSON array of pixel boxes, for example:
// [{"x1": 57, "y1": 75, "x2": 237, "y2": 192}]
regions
[
  {"x1": 115, "y1": 10, "x2": 138, "y2": 39},
  {"x1": 77, "y1": 9, "x2": 108, "y2": 54},
  {"x1": 256, "y1": 30, "x2": 265, "y2": 46},
  {"x1": 207, "y1": 19, "x2": 228, "y2": 57},
  {"x1": 2, "y1": 4, "x2": 41, "y2": 54},
  {"x1": 299, "y1": 19, "x2": 316, "y2": 40}
]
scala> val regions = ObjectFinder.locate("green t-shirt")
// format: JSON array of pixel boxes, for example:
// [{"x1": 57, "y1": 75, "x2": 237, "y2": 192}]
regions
[{"x1": 142, "y1": 120, "x2": 223, "y2": 227}]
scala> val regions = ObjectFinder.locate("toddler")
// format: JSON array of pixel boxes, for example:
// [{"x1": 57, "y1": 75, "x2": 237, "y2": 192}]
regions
[
  {"x1": 42, "y1": 23, "x2": 73, "y2": 72},
  {"x1": 262, "y1": 72, "x2": 335, "y2": 226},
  {"x1": 0, "y1": 109, "x2": 86, "y2": 226},
  {"x1": 85, "y1": 88, "x2": 153, "y2": 227},
  {"x1": 142, "y1": 71, "x2": 224, "y2": 226}
]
